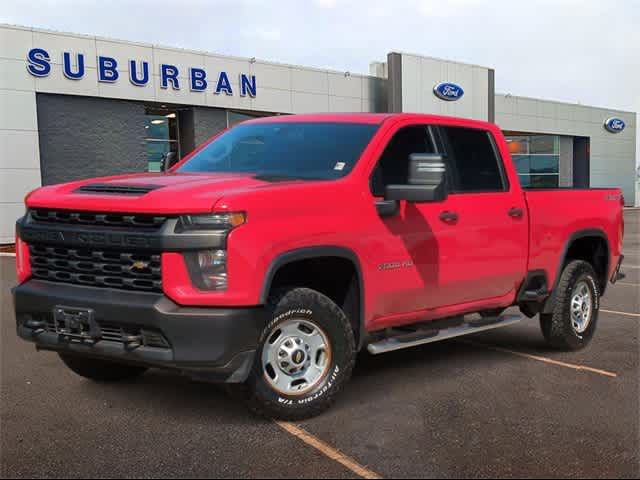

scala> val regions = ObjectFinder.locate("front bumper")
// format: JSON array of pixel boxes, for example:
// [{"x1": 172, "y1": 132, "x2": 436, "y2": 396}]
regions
[{"x1": 13, "y1": 280, "x2": 267, "y2": 383}]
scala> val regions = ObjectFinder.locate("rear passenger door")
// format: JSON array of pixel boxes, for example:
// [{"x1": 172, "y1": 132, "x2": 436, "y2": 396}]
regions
[{"x1": 436, "y1": 126, "x2": 528, "y2": 303}]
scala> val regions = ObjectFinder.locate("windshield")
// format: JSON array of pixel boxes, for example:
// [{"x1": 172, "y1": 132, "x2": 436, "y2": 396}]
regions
[{"x1": 177, "y1": 121, "x2": 379, "y2": 180}]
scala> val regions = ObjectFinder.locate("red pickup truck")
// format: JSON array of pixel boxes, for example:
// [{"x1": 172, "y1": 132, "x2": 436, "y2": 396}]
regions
[{"x1": 14, "y1": 113, "x2": 625, "y2": 419}]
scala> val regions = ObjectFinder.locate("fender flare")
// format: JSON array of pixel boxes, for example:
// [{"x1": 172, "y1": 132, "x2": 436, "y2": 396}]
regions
[
  {"x1": 542, "y1": 228, "x2": 610, "y2": 314},
  {"x1": 259, "y1": 246, "x2": 367, "y2": 350}
]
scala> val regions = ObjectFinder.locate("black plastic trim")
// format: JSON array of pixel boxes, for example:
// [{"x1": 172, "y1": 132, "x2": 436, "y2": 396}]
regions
[
  {"x1": 542, "y1": 228, "x2": 610, "y2": 314},
  {"x1": 259, "y1": 246, "x2": 367, "y2": 350},
  {"x1": 13, "y1": 280, "x2": 267, "y2": 382},
  {"x1": 17, "y1": 214, "x2": 227, "y2": 252},
  {"x1": 516, "y1": 269, "x2": 549, "y2": 303}
]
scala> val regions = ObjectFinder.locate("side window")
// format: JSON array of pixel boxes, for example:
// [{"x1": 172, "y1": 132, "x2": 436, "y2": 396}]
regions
[
  {"x1": 370, "y1": 126, "x2": 436, "y2": 196},
  {"x1": 441, "y1": 127, "x2": 506, "y2": 193}
]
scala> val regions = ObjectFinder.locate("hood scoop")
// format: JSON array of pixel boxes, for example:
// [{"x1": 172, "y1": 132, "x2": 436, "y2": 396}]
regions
[{"x1": 75, "y1": 183, "x2": 163, "y2": 196}]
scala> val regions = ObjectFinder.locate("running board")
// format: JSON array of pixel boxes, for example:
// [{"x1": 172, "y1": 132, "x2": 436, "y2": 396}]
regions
[{"x1": 367, "y1": 314, "x2": 523, "y2": 355}]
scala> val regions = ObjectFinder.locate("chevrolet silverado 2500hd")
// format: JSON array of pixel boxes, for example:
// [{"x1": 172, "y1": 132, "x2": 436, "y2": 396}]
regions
[{"x1": 14, "y1": 113, "x2": 625, "y2": 419}]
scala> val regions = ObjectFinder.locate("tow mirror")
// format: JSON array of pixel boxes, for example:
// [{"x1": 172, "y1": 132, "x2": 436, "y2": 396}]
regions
[{"x1": 385, "y1": 153, "x2": 448, "y2": 203}]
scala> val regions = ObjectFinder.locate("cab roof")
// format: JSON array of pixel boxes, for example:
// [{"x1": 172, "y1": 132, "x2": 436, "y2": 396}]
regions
[{"x1": 245, "y1": 112, "x2": 498, "y2": 131}]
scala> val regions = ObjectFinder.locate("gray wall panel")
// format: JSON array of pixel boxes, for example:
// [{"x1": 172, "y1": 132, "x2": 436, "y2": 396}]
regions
[
  {"x1": 36, "y1": 93, "x2": 146, "y2": 185},
  {"x1": 193, "y1": 107, "x2": 228, "y2": 147}
]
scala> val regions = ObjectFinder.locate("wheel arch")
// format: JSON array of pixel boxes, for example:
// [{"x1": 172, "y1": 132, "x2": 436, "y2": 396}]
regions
[
  {"x1": 260, "y1": 246, "x2": 366, "y2": 350},
  {"x1": 542, "y1": 228, "x2": 610, "y2": 314}
]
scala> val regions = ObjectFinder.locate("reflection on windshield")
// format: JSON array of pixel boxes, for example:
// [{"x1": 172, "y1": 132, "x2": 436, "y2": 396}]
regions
[{"x1": 178, "y1": 122, "x2": 379, "y2": 180}]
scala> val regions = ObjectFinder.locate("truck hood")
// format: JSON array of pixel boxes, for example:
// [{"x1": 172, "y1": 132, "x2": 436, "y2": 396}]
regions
[{"x1": 26, "y1": 172, "x2": 294, "y2": 213}]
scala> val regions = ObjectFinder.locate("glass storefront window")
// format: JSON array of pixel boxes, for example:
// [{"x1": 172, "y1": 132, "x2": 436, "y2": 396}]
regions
[
  {"x1": 506, "y1": 134, "x2": 560, "y2": 189},
  {"x1": 145, "y1": 107, "x2": 180, "y2": 172}
]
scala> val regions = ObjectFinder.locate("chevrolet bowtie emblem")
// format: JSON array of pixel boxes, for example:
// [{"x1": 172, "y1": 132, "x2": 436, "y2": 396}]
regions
[{"x1": 132, "y1": 260, "x2": 149, "y2": 270}]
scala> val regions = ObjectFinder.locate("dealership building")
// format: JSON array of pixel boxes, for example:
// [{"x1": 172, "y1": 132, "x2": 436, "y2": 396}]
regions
[{"x1": 0, "y1": 23, "x2": 637, "y2": 243}]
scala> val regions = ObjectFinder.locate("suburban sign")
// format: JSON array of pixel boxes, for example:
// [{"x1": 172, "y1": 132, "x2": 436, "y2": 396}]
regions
[
  {"x1": 26, "y1": 48, "x2": 257, "y2": 97},
  {"x1": 433, "y1": 82, "x2": 464, "y2": 101}
]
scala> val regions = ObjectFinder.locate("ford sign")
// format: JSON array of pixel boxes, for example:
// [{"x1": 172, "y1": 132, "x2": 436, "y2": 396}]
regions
[
  {"x1": 433, "y1": 82, "x2": 464, "y2": 101},
  {"x1": 604, "y1": 117, "x2": 626, "y2": 133}
]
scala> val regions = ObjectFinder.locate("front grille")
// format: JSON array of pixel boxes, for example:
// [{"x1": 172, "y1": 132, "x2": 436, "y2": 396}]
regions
[
  {"x1": 75, "y1": 183, "x2": 163, "y2": 196},
  {"x1": 42, "y1": 316, "x2": 170, "y2": 349},
  {"x1": 30, "y1": 209, "x2": 167, "y2": 229},
  {"x1": 29, "y1": 245, "x2": 162, "y2": 292}
]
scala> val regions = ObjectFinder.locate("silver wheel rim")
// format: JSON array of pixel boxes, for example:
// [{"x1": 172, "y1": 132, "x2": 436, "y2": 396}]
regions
[
  {"x1": 261, "y1": 319, "x2": 332, "y2": 396},
  {"x1": 570, "y1": 281, "x2": 593, "y2": 334}
]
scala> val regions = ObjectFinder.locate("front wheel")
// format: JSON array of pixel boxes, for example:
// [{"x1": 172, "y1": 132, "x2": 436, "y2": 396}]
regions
[
  {"x1": 240, "y1": 288, "x2": 356, "y2": 420},
  {"x1": 540, "y1": 260, "x2": 600, "y2": 350}
]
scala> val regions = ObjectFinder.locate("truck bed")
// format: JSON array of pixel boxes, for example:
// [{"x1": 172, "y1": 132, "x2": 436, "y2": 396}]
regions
[{"x1": 524, "y1": 188, "x2": 624, "y2": 287}]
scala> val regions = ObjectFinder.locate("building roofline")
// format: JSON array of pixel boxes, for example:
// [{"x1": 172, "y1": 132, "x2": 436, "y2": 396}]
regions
[
  {"x1": 0, "y1": 22, "x2": 382, "y2": 80},
  {"x1": 387, "y1": 50, "x2": 494, "y2": 71},
  {"x1": 496, "y1": 92, "x2": 637, "y2": 116}
]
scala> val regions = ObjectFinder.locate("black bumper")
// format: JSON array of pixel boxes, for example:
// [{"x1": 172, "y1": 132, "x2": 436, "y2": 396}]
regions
[{"x1": 13, "y1": 280, "x2": 267, "y2": 383}]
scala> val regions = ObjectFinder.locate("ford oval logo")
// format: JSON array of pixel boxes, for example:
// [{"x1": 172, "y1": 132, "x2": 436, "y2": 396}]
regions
[
  {"x1": 604, "y1": 117, "x2": 626, "y2": 133},
  {"x1": 434, "y1": 82, "x2": 464, "y2": 101}
]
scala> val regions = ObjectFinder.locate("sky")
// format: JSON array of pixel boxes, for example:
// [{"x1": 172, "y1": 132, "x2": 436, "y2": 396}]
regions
[{"x1": 2, "y1": 0, "x2": 639, "y2": 167}]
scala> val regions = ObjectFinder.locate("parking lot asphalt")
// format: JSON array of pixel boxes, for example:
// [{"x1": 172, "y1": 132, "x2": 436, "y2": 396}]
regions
[{"x1": 1, "y1": 210, "x2": 638, "y2": 478}]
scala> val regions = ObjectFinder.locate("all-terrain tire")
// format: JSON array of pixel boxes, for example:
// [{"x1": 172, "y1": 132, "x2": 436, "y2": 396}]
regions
[
  {"x1": 539, "y1": 260, "x2": 600, "y2": 351},
  {"x1": 59, "y1": 353, "x2": 148, "y2": 382},
  {"x1": 240, "y1": 287, "x2": 356, "y2": 420}
]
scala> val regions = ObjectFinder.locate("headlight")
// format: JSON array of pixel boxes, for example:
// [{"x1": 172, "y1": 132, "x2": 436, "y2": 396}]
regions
[
  {"x1": 187, "y1": 249, "x2": 228, "y2": 290},
  {"x1": 178, "y1": 212, "x2": 244, "y2": 291},
  {"x1": 177, "y1": 212, "x2": 246, "y2": 231}
]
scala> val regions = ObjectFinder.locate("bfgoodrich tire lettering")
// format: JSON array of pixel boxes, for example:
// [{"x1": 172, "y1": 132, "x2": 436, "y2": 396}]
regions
[
  {"x1": 240, "y1": 287, "x2": 356, "y2": 420},
  {"x1": 540, "y1": 260, "x2": 600, "y2": 351}
]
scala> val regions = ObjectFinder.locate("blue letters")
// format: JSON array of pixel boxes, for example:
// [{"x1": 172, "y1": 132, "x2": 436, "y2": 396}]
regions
[
  {"x1": 190, "y1": 68, "x2": 207, "y2": 91},
  {"x1": 129, "y1": 60, "x2": 149, "y2": 86},
  {"x1": 62, "y1": 52, "x2": 85, "y2": 80},
  {"x1": 215, "y1": 71, "x2": 233, "y2": 95},
  {"x1": 25, "y1": 48, "x2": 258, "y2": 99},
  {"x1": 240, "y1": 74, "x2": 256, "y2": 97},
  {"x1": 160, "y1": 64, "x2": 180, "y2": 90},
  {"x1": 26, "y1": 48, "x2": 51, "y2": 77},
  {"x1": 98, "y1": 56, "x2": 119, "y2": 82}
]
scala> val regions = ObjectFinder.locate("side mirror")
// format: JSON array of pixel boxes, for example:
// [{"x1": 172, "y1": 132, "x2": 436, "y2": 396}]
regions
[
  {"x1": 162, "y1": 151, "x2": 179, "y2": 172},
  {"x1": 385, "y1": 153, "x2": 448, "y2": 203}
]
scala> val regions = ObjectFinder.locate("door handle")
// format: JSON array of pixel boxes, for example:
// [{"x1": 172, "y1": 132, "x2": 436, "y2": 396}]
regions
[
  {"x1": 439, "y1": 211, "x2": 459, "y2": 223},
  {"x1": 508, "y1": 207, "x2": 524, "y2": 218}
]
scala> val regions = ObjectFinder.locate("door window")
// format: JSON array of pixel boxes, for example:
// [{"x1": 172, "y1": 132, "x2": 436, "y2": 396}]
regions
[
  {"x1": 370, "y1": 126, "x2": 436, "y2": 196},
  {"x1": 441, "y1": 127, "x2": 507, "y2": 193}
]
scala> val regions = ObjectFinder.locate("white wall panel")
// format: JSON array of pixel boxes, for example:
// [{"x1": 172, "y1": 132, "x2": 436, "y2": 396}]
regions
[
  {"x1": 0, "y1": 203, "x2": 25, "y2": 243},
  {"x1": 0, "y1": 25, "x2": 33, "y2": 60},
  {"x1": 0, "y1": 89, "x2": 38, "y2": 131},
  {"x1": 0, "y1": 59, "x2": 36, "y2": 91},
  {"x1": 0, "y1": 130, "x2": 40, "y2": 169}
]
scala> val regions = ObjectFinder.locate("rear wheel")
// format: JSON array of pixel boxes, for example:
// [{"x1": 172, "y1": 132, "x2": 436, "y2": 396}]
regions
[
  {"x1": 59, "y1": 353, "x2": 148, "y2": 382},
  {"x1": 540, "y1": 260, "x2": 600, "y2": 350},
  {"x1": 239, "y1": 287, "x2": 356, "y2": 420}
]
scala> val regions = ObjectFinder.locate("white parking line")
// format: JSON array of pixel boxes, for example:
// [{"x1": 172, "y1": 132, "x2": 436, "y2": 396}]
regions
[
  {"x1": 275, "y1": 421, "x2": 382, "y2": 479},
  {"x1": 0, "y1": 252, "x2": 16, "y2": 257},
  {"x1": 460, "y1": 340, "x2": 618, "y2": 378},
  {"x1": 600, "y1": 309, "x2": 640, "y2": 318},
  {"x1": 615, "y1": 282, "x2": 640, "y2": 287}
]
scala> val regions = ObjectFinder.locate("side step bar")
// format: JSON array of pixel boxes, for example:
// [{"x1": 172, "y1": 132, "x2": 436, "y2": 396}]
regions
[{"x1": 367, "y1": 314, "x2": 522, "y2": 355}]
